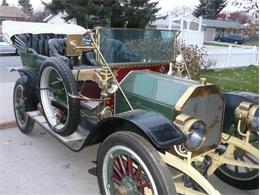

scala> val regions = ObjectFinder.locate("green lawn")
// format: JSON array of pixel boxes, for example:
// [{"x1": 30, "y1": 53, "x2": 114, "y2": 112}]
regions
[
  {"x1": 244, "y1": 40, "x2": 259, "y2": 47},
  {"x1": 194, "y1": 66, "x2": 259, "y2": 93}
]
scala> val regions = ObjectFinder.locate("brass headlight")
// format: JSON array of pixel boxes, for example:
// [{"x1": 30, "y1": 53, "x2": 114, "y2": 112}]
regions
[
  {"x1": 174, "y1": 114, "x2": 206, "y2": 152},
  {"x1": 235, "y1": 102, "x2": 259, "y2": 131}
]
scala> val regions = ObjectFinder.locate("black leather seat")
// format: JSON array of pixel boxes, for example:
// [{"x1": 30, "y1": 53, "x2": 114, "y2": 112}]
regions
[{"x1": 14, "y1": 33, "x2": 66, "y2": 56}]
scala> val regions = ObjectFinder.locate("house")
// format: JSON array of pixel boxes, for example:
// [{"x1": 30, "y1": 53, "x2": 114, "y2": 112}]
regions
[
  {"x1": 148, "y1": 19, "x2": 180, "y2": 30},
  {"x1": 0, "y1": 6, "x2": 27, "y2": 33},
  {"x1": 202, "y1": 19, "x2": 246, "y2": 41},
  {"x1": 150, "y1": 16, "x2": 247, "y2": 42},
  {"x1": 43, "y1": 13, "x2": 100, "y2": 28},
  {"x1": 43, "y1": 13, "x2": 77, "y2": 24},
  {"x1": 148, "y1": 15, "x2": 205, "y2": 47},
  {"x1": 149, "y1": 15, "x2": 204, "y2": 31}
]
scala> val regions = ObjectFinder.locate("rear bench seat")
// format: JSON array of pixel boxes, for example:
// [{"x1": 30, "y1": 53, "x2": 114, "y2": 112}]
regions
[
  {"x1": 13, "y1": 33, "x2": 66, "y2": 56},
  {"x1": 13, "y1": 33, "x2": 97, "y2": 68}
]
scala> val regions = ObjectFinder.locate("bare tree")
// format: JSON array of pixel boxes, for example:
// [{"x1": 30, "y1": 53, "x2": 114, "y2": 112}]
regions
[
  {"x1": 217, "y1": 11, "x2": 251, "y2": 24},
  {"x1": 232, "y1": 0, "x2": 259, "y2": 19},
  {"x1": 168, "y1": 6, "x2": 193, "y2": 17}
]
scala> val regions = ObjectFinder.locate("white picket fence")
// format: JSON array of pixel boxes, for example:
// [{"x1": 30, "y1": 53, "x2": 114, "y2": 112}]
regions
[
  {"x1": 178, "y1": 29, "x2": 204, "y2": 48},
  {"x1": 206, "y1": 45, "x2": 259, "y2": 69}
]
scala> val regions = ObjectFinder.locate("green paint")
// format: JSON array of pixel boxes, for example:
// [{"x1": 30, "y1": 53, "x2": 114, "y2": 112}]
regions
[
  {"x1": 19, "y1": 52, "x2": 47, "y2": 73},
  {"x1": 116, "y1": 71, "x2": 196, "y2": 120}
]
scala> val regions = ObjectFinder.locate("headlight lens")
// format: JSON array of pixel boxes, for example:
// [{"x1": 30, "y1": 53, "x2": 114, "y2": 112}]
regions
[
  {"x1": 186, "y1": 121, "x2": 206, "y2": 151},
  {"x1": 174, "y1": 114, "x2": 206, "y2": 152}
]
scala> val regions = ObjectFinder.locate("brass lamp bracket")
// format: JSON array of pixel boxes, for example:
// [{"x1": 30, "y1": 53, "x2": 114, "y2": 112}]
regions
[
  {"x1": 234, "y1": 102, "x2": 258, "y2": 142},
  {"x1": 66, "y1": 34, "x2": 95, "y2": 56},
  {"x1": 235, "y1": 102, "x2": 258, "y2": 128}
]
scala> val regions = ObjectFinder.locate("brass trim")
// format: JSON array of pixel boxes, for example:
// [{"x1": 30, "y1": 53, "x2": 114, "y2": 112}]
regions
[
  {"x1": 174, "y1": 83, "x2": 225, "y2": 155},
  {"x1": 235, "y1": 101, "x2": 259, "y2": 130},
  {"x1": 199, "y1": 78, "x2": 207, "y2": 85},
  {"x1": 174, "y1": 114, "x2": 207, "y2": 152},
  {"x1": 95, "y1": 27, "x2": 102, "y2": 64},
  {"x1": 99, "y1": 106, "x2": 113, "y2": 120},
  {"x1": 72, "y1": 68, "x2": 101, "y2": 82},
  {"x1": 66, "y1": 34, "x2": 84, "y2": 56},
  {"x1": 108, "y1": 61, "x2": 170, "y2": 69},
  {"x1": 175, "y1": 84, "x2": 221, "y2": 112}
]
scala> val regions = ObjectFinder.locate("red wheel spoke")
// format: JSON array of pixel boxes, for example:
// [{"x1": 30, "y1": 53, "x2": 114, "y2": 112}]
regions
[
  {"x1": 118, "y1": 155, "x2": 127, "y2": 176},
  {"x1": 136, "y1": 181, "x2": 149, "y2": 188},
  {"x1": 113, "y1": 162, "x2": 123, "y2": 179},
  {"x1": 127, "y1": 156, "x2": 133, "y2": 176},
  {"x1": 112, "y1": 176, "x2": 121, "y2": 185},
  {"x1": 134, "y1": 166, "x2": 142, "y2": 181}
]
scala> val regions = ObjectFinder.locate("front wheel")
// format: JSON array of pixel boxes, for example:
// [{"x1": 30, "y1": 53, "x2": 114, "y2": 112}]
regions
[{"x1": 97, "y1": 131, "x2": 176, "y2": 195}]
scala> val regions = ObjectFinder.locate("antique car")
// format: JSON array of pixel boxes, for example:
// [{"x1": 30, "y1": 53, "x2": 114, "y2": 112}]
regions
[{"x1": 3, "y1": 21, "x2": 259, "y2": 195}]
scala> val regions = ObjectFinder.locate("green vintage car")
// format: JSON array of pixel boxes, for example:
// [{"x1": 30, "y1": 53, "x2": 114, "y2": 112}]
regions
[{"x1": 3, "y1": 21, "x2": 259, "y2": 195}]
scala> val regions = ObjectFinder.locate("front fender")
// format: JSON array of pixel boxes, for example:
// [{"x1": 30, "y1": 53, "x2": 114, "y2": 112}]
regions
[
  {"x1": 223, "y1": 91, "x2": 259, "y2": 130},
  {"x1": 87, "y1": 109, "x2": 186, "y2": 149}
]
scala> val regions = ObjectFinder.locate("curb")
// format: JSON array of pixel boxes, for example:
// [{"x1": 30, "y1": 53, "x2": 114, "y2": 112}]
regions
[{"x1": 0, "y1": 120, "x2": 17, "y2": 129}]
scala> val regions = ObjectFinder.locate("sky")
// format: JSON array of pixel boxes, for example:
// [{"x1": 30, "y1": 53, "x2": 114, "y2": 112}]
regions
[{"x1": 5, "y1": 0, "x2": 235, "y2": 12}]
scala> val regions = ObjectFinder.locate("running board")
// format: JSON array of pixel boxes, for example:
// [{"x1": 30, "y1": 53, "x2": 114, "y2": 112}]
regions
[{"x1": 27, "y1": 111, "x2": 89, "y2": 151}]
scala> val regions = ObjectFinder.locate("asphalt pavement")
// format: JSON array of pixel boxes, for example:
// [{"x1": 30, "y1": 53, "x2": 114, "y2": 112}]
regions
[
  {"x1": 0, "y1": 55, "x2": 258, "y2": 195},
  {"x1": 0, "y1": 55, "x2": 21, "y2": 124}
]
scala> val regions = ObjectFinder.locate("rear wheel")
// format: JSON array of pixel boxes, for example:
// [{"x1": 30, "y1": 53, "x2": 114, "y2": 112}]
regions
[
  {"x1": 13, "y1": 78, "x2": 35, "y2": 134},
  {"x1": 97, "y1": 131, "x2": 176, "y2": 195},
  {"x1": 39, "y1": 58, "x2": 80, "y2": 136}
]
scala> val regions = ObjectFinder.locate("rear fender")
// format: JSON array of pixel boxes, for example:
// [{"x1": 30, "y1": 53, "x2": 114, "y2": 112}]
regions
[
  {"x1": 11, "y1": 68, "x2": 37, "y2": 90},
  {"x1": 223, "y1": 91, "x2": 259, "y2": 130},
  {"x1": 87, "y1": 109, "x2": 186, "y2": 149},
  {"x1": 12, "y1": 68, "x2": 38, "y2": 110}
]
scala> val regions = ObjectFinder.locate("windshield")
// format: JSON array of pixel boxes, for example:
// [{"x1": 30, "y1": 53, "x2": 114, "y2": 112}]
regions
[{"x1": 98, "y1": 28, "x2": 175, "y2": 64}]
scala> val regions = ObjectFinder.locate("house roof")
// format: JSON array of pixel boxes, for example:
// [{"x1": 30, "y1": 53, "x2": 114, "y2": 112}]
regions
[
  {"x1": 202, "y1": 19, "x2": 246, "y2": 29},
  {"x1": 150, "y1": 19, "x2": 180, "y2": 29},
  {"x1": 0, "y1": 6, "x2": 27, "y2": 18},
  {"x1": 43, "y1": 14, "x2": 54, "y2": 22}
]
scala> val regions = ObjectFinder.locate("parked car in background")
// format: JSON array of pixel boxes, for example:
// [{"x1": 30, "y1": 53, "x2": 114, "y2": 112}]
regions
[
  {"x1": 215, "y1": 34, "x2": 246, "y2": 44},
  {"x1": 0, "y1": 34, "x2": 17, "y2": 54}
]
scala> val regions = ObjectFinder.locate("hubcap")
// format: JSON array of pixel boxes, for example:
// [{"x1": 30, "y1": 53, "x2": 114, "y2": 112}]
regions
[{"x1": 116, "y1": 185, "x2": 127, "y2": 195}]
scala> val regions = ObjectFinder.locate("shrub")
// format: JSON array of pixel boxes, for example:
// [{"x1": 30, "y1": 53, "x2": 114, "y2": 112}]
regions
[{"x1": 176, "y1": 41, "x2": 215, "y2": 76}]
